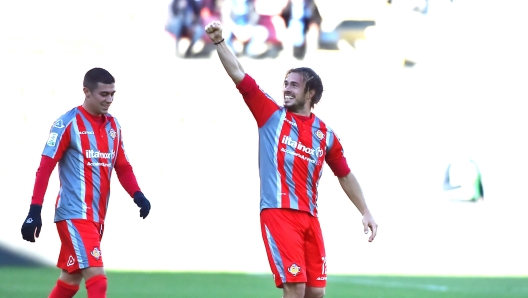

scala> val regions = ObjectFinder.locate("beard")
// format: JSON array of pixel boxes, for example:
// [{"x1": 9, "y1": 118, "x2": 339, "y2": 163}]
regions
[{"x1": 285, "y1": 97, "x2": 308, "y2": 114}]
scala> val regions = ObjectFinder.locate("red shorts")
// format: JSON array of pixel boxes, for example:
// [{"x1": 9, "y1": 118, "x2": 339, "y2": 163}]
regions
[
  {"x1": 260, "y1": 208, "x2": 327, "y2": 288},
  {"x1": 56, "y1": 219, "x2": 104, "y2": 273}
]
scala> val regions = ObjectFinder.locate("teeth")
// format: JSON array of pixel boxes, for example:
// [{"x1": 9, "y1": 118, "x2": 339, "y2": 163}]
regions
[{"x1": 285, "y1": 96, "x2": 293, "y2": 99}]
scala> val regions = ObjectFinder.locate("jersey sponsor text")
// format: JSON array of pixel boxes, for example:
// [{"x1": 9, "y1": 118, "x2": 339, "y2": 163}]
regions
[
  {"x1": 281, "y1": 135, "x2": 324, "y2": 158},
  {"x1": 85, "y1": 150, "x2": 115, "y2": 159}
]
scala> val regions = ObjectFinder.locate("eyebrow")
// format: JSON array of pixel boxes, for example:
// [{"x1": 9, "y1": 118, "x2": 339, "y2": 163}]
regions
[{"x1": 284, "y1": 80, "x2": 300, "y2": 85}]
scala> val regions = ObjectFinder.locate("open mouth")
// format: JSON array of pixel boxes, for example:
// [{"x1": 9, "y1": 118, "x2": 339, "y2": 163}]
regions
[{"x1": 284, "y1": 95, "x2": 294, "y2": 103}]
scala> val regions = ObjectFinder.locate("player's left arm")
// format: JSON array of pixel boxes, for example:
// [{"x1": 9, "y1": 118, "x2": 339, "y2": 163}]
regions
[
  {"x1": 114, "y1": 133, "x2": 151, "y2": 219},
  {"x1": 326, "y1": 135, "x2": 378, "y2": 242},
  {"x1": 337, "y1": 172, "x2": 377, "y2": 242}
]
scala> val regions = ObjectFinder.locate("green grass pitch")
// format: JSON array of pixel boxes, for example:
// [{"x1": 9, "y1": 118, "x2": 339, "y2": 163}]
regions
[{"x1": 1, "y1": 267, "x2": 527, "y2": 298}]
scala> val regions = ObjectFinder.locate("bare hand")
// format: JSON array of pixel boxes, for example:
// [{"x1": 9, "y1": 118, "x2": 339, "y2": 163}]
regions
[
  {"x1": 362, "y1": 212, "x2": 378, "y2": 242},
  {"x1": 204, "y1": 21, "x2": 223, "y2": 43}
]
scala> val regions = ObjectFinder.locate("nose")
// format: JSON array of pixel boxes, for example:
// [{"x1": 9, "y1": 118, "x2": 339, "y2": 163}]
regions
[{"x1": 106, "y1": 96, "x2": 113, "y2": 103}]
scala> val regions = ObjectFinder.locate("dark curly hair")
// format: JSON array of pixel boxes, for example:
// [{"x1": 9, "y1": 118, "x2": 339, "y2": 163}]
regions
[{"x1": 284, "y1": 67, "x2": 324, "y2": 108}]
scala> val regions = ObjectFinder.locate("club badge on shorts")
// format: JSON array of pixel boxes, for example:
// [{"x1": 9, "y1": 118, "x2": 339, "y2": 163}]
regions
[
  {"x1": 288, "y1": 263, "x2": 301, "y2": 276},
  {"x1": 91, "y1": 247, "x2": 102, "y2": 260}
]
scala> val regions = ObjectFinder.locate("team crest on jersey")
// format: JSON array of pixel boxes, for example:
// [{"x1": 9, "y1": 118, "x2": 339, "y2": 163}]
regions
[
  {"x1": 109, "y1": 129, "x2": 116, "y2": 140},
  {"x1": 91, "y1": 247, "x2": 102, "y2": 260},
  {"x1": 315, "y1": 130, "x2": 324, "y2": 140},
  {"x1": 47, "y1": 132, "x2": 58, "y2": 146},
  {"x1": 53, "y1": 119, "x2": 65, "y2": 128},
  {"x1": 287, "y1": 263, "x2": 301, "y2": 276}
]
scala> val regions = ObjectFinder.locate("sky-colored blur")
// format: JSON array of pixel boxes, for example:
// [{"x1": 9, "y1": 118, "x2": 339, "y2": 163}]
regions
[{"x1": 1, "y1": 0, "x2": 527, "y2": 276}]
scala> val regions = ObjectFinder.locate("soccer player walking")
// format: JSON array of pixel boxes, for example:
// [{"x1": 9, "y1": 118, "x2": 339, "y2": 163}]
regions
[
  {"x1": 205, "y1": 21, "x2": 378, "y2": 298},
  {"x1": 20, "y1": 68, "x2": 151, "y2": 298}
]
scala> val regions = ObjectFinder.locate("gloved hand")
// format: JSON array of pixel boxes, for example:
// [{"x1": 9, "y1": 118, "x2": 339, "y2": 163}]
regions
[
  {"x1": 21, "y1": 204, "x2": 43, "y2": 242},
  {"x1": 133, "y1": 191, "x2": 151, "y2": 219}
]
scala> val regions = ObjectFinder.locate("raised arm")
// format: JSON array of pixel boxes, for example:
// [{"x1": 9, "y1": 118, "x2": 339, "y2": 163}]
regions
[{"x1": 205, "y1": 21, "x2": 245, "y2": 85}]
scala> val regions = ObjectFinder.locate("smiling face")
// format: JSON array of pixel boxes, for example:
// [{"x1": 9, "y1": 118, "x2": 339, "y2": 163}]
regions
[
  {"x1": 82, "y1": 82, "x2": 116, "y2": 116},
  {"x1": 283, "y1": 72, "x2": 313, "y2": 116}
]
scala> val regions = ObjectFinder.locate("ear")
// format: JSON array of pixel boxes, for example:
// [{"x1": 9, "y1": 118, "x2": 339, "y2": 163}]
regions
[
  {"x1": 83, "y1": 87, "x2": 90, "y2": 98},
  {"x1": 308, "y1": 89, "x2": 315, "y2": 101}
]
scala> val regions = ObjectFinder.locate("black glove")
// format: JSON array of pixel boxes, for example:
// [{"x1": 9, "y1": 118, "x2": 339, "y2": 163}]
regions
[
  {"x1": 21, "y1": 204, "x2": 43, "y2": 242},
  {"x1": 133, "y1": 191, "x2": 151, "y2": 219}
]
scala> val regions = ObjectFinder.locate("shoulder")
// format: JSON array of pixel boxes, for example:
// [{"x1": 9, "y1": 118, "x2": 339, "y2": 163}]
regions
[
  {"x1": 105, "y1": 113, "x2": 116, "y2": 122},
  {"x1": 312, "y1": 114, "x2": 334, "y2": 133},
  {"x1": 312, "y1": 114, "x2": 341, "y2": 142},
  {"x1": 51, "y1": 107, "x2": 79, "y2": 129},
  {"x1": 105, "y1": 113, "x2": 122, "y2": 129}
]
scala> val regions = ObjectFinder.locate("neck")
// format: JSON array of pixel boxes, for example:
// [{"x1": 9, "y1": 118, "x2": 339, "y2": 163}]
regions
[
  {"x1": 293, "y1": 111, "x2": 311, "y2": 117},
  {"x1": 82, "y1": 103, "x2": 102, "y2": 117},
  {"x1": 287, "y1": 106, "x2": 311, "y2": 117}
]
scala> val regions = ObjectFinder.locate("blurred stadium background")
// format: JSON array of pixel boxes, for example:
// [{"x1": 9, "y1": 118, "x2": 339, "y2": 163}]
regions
[{"x1": 1, "y1": 0, "x2": 528, "y2": 297}]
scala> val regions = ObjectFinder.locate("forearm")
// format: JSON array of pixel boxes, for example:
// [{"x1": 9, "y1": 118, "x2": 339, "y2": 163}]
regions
[
  {"x1": 31, "y1": 156, "x2": 57, "y2": 205},
  {"x1": 338, "y1": 172, "x2": 370, "y2": 215},
  {"x1": 214, "y1": 40, "x2": 245, "y2": 84},
  {"x1": 115, "y1": 164, "x2": 141, "y2": 197}
]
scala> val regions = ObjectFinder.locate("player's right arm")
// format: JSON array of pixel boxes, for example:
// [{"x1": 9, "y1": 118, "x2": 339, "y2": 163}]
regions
[
  {"x1": 205, "y1": 21, "x2": 279, "y2": 126},
  {"x1": 21, "y1": 120, "x2": 70, "y2": 242},
  {"x1": 205, "y1": 21, "x2": 245, "y2": 85}
]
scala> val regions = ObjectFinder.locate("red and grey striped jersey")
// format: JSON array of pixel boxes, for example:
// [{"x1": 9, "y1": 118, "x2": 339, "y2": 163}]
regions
[
  {"x1": 237, "y1": 74, "x2": 350, "y2": 217},
  {"x1": 42, "y1": 106, "x2": 130, "y2": 223}
]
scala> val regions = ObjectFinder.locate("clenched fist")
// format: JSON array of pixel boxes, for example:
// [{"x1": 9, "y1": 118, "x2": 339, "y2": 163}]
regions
[{"x1": 204, "y1": 21, "x2": 224, "y2": 44}]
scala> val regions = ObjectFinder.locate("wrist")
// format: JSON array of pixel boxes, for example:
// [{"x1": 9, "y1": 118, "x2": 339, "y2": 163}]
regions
[
  {"x1": 214, "y1": 38, "x2": 225, "y2": 45},
  {"x1": 29, "y1": 204, "x2": 42, "y2": 213},
  {"x1": 133, "y1": 191, "x2": 145, "y2": 203}
]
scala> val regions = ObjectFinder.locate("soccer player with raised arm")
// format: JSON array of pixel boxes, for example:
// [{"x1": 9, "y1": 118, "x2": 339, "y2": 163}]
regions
[
  {"x1": 205, "y1": 21, "x2": 378, "y2": 298},
  {"x1": 20, "y1": 68, "x2": 151, "y2": 298}
]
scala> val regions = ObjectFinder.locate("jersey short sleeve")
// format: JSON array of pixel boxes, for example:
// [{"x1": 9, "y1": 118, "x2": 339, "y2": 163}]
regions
[
  {"x1": 43, "y1": 108, "x2": 77, "y2": 159},
  {"x1": 325, "y1": 130, "x2": 351, "y2": 177},
  {"x1": 237, "y1": 74, "x2": 280, "y2": 127}
]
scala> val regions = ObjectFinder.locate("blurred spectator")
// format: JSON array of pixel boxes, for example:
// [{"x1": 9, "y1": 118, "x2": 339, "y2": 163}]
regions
[
  {"x1": 220, "y1": 0, "x2": 321, "y2": 59},
  {"x1": 220, "y1": 0, "x2": 257, "y2": 55},
  {"x1": 165, "y1": 0, "x2": 221, "y2": 58},
  {"x1": 220, "y1": 0, "x2": 286, "y2": 58},
  {"x1": 165, "y1": 0, "x2": 322, "y2": 59},
  {"x1": 280, "y1": 0, "x2": 321, "y2": 59},
  {"x1": 248, "y1": 0, "x2": 289, "y2": 58}
]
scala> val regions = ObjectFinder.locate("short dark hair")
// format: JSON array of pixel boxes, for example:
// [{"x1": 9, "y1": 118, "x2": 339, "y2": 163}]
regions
[
  {"x1": 83, "y1": 68, "x2": 115, "y2": 91},
  {"x1": 285, "y1": 67, "x2": 324, "y2": 107}
]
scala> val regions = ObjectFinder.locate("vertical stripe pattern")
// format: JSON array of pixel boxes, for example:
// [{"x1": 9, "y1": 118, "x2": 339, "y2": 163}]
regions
[
  {"x1": 265, "y1": 225, "x2": 286, "y2": 283},
  {"x1": 42, "y1": 107, "x2": 124, "y2": 223},
  {"x1": 255, "y1": 96, "x2": 343, "y2": 217},
  {"x1": 66, "y1": 219, "x2": 88, "y2": 269}
]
